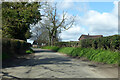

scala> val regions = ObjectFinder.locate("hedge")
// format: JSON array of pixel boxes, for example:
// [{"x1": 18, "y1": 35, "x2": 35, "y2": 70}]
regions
[
  {"x1": 2, "y1": 38, "x2": 31, "y2": 59},
  {"x1": 54, "y1": 41, "x2": 80, "y2": 47},
  {"x1": 54, "y1": 35, "x2": 120, "y2": 51},
  {"x1": 80, "y1": 35, "x2": 120, "y2": 51}
]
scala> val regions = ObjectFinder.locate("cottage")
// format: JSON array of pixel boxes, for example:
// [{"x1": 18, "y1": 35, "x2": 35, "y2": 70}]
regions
[{"x1": 78, "y1": 34, "x2": 103, "y2": 40}]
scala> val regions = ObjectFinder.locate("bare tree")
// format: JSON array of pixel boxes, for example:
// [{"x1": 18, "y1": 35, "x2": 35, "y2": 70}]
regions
[
  {"x1": 30, "y1": 23, "x2": 49, "y2": 45},
  {"x1": 40, "y1": 2, "x2": 76, "y2": 45}
]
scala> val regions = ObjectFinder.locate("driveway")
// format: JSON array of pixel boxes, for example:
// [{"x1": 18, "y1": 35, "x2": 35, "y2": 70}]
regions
[{"x1": 2, "y1": 48, "x2": 118, "y2": 78}]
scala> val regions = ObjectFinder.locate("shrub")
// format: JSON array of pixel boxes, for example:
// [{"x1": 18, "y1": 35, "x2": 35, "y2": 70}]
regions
[
  {"x1": 54, "y1": 42, "x2": 71, "y2": 47},
  {"x1": 2, "y1": 38, "x2": 31, "y2": 59}
]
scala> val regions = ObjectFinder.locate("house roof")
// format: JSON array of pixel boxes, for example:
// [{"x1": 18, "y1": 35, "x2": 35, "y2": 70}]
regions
[{"x1": 78, "y1": 34, "x2": 103, "y2": 40}]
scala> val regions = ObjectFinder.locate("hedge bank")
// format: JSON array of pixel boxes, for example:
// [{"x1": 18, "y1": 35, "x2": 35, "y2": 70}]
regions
[
  {"x1": 42, "y1": 46, "x2": 119, "y2": 64},
  {"x1": 54, "y1": 35, "x2": 120, "y2": 51},
  {"x1": 80, "y1": 35, "x2": 120, "y2": 51},
  {"x1": 2, "y1": 38, "x2": 32, "y2": 59}
]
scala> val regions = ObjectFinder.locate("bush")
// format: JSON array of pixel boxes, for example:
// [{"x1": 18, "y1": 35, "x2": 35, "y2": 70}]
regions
[
  {"x1": 2, "y1": 38, "x2": 31, "y2": 59},
  {"x1": 54, "y1": 42, "x2": 71, "y2": 47}
]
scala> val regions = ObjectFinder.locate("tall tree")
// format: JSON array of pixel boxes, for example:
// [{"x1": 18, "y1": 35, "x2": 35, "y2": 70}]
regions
[
  {"x1": 39, "y1": 2, "x2": 75, "y2": 45},
  {"x1": 2, "y1": 2, "x2": 42, "y2": 40}
]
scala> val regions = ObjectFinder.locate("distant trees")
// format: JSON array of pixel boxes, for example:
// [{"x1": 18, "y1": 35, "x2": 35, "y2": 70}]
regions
[
  {"x1": 31, "y1": 23, "x2": 50, "y2": 45},
  {"x1": 2, "y1": 2, "x2": 42, "y2": 41},
  {"x1": 32, "y1": 2, "x2": 75, "y2": 45}
]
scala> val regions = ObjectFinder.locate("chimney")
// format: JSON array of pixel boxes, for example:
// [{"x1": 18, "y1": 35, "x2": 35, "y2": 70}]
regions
[{"x1": 88, "y1": 33, "x2": 89, "y2": 36}]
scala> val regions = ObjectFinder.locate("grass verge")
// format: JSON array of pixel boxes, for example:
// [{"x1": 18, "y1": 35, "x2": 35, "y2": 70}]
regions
[
  {"x1": 26, "y1": 48, "x2": 34, "y2": 54},
  {"x1": 41, "y1": 46, "x2": 60, "y2": 51},
  {"x1": 42, "y1": 46, "x2": 119, "y2": 64}
]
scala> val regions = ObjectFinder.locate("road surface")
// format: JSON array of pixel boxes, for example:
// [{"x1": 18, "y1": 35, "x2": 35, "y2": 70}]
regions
[{"x1": 2, "y1": 48, "x2": 118, "y2": 78}]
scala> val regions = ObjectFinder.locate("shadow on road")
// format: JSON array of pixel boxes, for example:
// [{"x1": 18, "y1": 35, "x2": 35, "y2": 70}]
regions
[
  {"x1": 2, "y1": 49, "x2": 72, "y2": 68},
  {"x1": 34, "y1": 49, "x2": 55, "y2": 53},
  {"x1": 2, "y1": 72, "x2": 20, "y2": 79},
  {"x1": 2, "y1": 57, "x2": 72, "y2": 68}
]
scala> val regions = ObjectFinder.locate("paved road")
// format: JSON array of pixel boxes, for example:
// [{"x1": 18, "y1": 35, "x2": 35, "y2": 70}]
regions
[{"x1": 2, "y1": 48, "x2": 118, "y2": 78}]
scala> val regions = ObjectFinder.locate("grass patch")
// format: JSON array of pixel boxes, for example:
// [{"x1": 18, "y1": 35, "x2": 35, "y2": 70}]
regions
[
  {"x1": 58, "y1": 47, "x2": 75, "y2": 56},
  {"x1": 26, "y1": 48, "x2": 34, "y2": 54},
  {"x1": 41, "y1": 46, "x2": 60, "y2": 51}
]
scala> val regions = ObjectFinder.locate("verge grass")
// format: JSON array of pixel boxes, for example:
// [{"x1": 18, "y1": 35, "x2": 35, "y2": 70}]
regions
[
  {"x1": 42, "y1": 46, "x2": 60, "y2": 51},
  {"x1": 26, "y1": 48, "x2": 34, "y2": 54},
  {"x1": 42, "y1": 46, "x2": 119, "y2": 64}
]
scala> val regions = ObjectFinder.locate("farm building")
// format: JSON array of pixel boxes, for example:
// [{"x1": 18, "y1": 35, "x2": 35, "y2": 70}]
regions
[{"x1": 78, "y1": 34, "x2": 103, "y2": 40}]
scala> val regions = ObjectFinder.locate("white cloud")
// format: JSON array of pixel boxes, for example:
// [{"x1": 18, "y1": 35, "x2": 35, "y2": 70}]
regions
[
  {"x1": 75, "y1": 2, "x2": 89, "y2": 13},
  {"x1": 81, "y1": 10, "x2": 118, "y2": 35},
  {"x1": 113, "y1": 1, "x2": 118, "y2": 15},
  {"x1": 57, "y1": 1, "x2": 74, "y2": 10},
  {"x1": 57, "y1": 1, "x2": 89, "y2": 14},
  {"x1": 60, "y1": 25, "x2": 87, "y2": 41},
  {"x1": 51, "y1": 0, "x2": 119, "y2": 2},
  {"x1": 60, "y1": 1, "x2": 118, "y2": 41}
]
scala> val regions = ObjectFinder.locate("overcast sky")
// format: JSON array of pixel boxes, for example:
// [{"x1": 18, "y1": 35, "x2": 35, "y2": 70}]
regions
[{"x1": 27, "y1": 0, "x2": 119, "y2": 43}]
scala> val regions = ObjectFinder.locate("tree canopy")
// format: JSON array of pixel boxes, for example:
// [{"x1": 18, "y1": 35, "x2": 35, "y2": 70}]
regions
[{"x1": 2, "y1": 2, "x2": 42, "y2": 40}]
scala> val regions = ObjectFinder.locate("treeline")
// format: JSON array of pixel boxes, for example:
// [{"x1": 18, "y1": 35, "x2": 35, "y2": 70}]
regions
[
  {"x1": 2, "y1": 38, "x2": 31, "y2": 59},
  {"x1": 54, "y1": 35, "x2": 120, "y2": 51}
]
